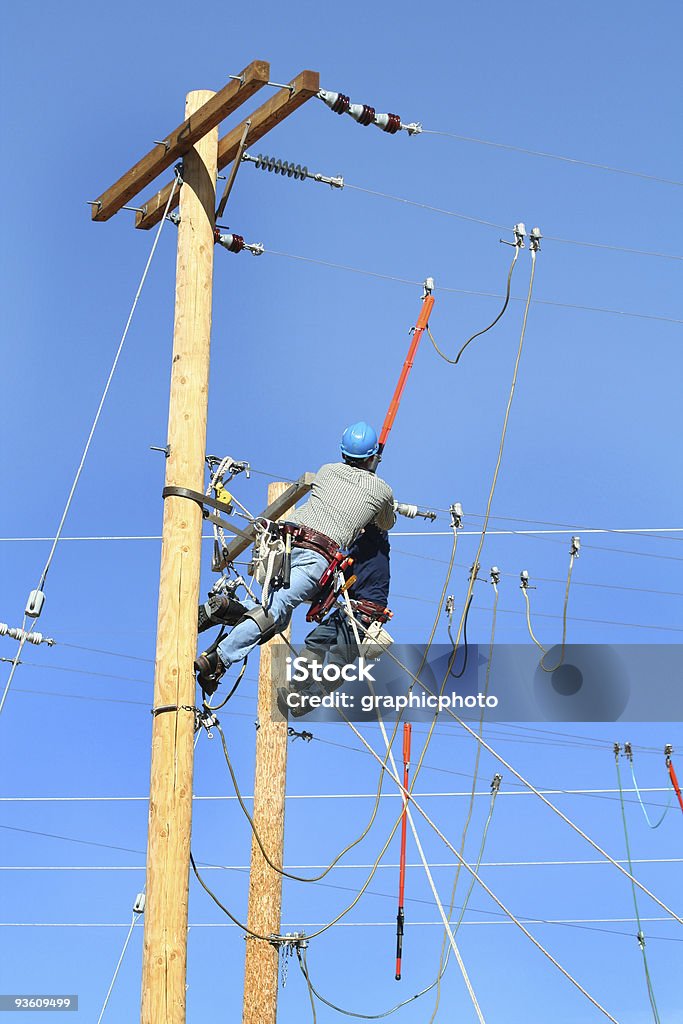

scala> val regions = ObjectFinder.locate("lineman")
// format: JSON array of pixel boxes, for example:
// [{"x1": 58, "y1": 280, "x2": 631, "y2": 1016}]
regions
[
  {"x1": 195, "y1": 421, "x2": 396, "y2": 693},
  {"x1": 278, "y1": 523, "x2": 392, "y2": 718}
]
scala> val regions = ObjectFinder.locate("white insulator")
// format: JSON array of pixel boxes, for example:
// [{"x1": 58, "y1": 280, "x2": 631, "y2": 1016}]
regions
[
  {"x1": 396, "y1": 502, "x2": 418, "y2": 518},
  {"x1": 319, "y1": 89, "x2": 340, "y2": 110},
  {"x1": 25, "y1": 589, "x2": 45, "y2": 618}
]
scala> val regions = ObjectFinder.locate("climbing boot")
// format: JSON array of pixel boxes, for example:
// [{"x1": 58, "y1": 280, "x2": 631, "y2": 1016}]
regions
[
  {"x1": 194, "y1": 649, "x2": 226, "y2": 696},
  {"x1": 197, "y1": 593, "x2": 248, "y2": 634}
]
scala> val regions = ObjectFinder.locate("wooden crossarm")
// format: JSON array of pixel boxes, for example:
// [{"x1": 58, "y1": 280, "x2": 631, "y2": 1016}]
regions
[
  {"x1": 218, "y1": 472, "x2": 315, "y2": 564},
  {"x1": 135, "y1": 69, "x2": 320, "y2": 230},
  {"x1": 91, "y1": 60, "x2": 270, "y2": 222}
]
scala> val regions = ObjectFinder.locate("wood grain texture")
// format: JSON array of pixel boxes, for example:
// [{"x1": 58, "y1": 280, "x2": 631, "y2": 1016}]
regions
[
  {"x1": 242, "y1": 481, "x2": 291, "y2": 1024},
  {"x1": 140, "y1": 90, "x2": 218, "y2": 1024},
  {"x1": 135, "y1": 70, "x2": 320, "y2": 230},
  {"x1": 92, "y1": 61, "x2": 268, "y2": 221}
]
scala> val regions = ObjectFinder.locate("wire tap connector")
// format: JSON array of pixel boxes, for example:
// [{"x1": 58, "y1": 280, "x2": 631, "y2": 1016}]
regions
[
  {"x1": 214, "y1": 228, "x2": 264, "y2": 256},
  {"x1": 490, "y1": 566, "x2": 501, "y2": 586},
  {"x1": 0, "y1": 623, "x2": 55, "y2": 646},
  {"x1": 449, "y1": 502, "x2": 464, "y2": 529},
  {"x1": 502, "y1": 222, "x2": 527, "y2": 248},
  {"x1": 318, "y1": 89, "x2": 420, "y2": 136},
  {"x1": 519, "y1": 569, "x2": 535, "y2": 590},
  {"x1": 570, "y1": 535, "x2": 581, "y2": 557},
  {"x1": 529, "y1": 226, "x2": 543, "y2": 252},
  {"x1": 243, "y1": 152, "x2": 344, "y2": 189}
]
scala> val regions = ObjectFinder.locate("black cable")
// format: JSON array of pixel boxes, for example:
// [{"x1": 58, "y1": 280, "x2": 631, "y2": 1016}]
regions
[
  {"x1": 448, "y1": 596, "x2": 472, "y2": 679},
  {"x1": 207, "y1": 656, "x2": 248, "y2": 711},
  {"x1": 427, "y1": 247, "x2": 519, "y2": 364},
  {"x1": 189, "y1": 853, "x2": 272, "y2": 941}
]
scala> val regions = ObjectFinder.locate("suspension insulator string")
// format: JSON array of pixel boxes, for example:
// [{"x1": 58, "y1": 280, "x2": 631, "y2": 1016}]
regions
[{"x1": 318, "y1": 88, "x2": 421, "y2": 135}]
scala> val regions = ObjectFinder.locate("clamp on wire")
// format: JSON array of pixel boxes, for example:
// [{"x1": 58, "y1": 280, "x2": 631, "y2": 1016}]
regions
[
  {"x1": 501, "y1": 222, "x2": 527, "y2": 248},
  {"x1": 529, "y1": 226, "x2": 543, "y2": 252},
  {"x1": 519, "y1": 569, "x2": 535, "y2": 590},
  {"x1": 570, "y1": 535, "x2": 581, "y2": 558},
  {"x1": 449, "y1": 502, "x2": 464, "y2": 530},
  {"x1": 150, "y1": 704, "x2": 217, "y2": 737},
  {"x1": 490, "y1": 566, "x2": 501, "y2": 586}
]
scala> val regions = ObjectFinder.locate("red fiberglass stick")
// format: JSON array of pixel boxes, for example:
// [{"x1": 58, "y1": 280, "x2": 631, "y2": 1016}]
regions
[
  {"x1": 667, "y1": 755, "x2": 683, "y2": 815},
  {"x1": 395, "y1": 722, "x2": 412, "y2": 980},
  {"x1": 378, "y1": 286, "x2": 435, "y2": 454}
]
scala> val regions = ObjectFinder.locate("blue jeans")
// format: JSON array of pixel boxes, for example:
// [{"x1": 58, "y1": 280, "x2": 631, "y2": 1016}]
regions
[{"x1": 217, "y1": 548, "x2": 329, "y2": 668}]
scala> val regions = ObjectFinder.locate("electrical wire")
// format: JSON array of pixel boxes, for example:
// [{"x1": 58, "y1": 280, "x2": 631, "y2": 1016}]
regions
[
  {"x1": 522, "y1": 548, "x2": 577, "y2": 671},
  {"x1": 376, "y1": 643, "x2": 683, "y2": 924},
  {"x1": 95, "y1": 910, "x2": 142, "y2": 1024},
  {"x1": 447, "y1": 595, "x2": 472, "y2": 678},
  {"x1": 629, "y1": 759, "x2": 674, "y2": 829},
  {"x1": 267, "y1": 249, "x2": 683, "y2": 324},
  {"x1": 418, "y1": 128, "x2": 683, "y2": 187},
  {"x1": 212, "y1": 721, "x2": 392, "y2": 884},
  {"x1": 343, "y1": 180, "x2": 683, "y2": 262},
  {"x1": 335, "y1": 713, "x2": 621, "y2": 1023},
  {"x1": 615, "y1": 754, "x2": 662, "y2": 1023},
  {"x1": 405, "y1": 247, "x2": 538, "y2": 807},
  {"x1": 426, "y1": 246, "x2": 520, "y2": 365},
  {"x1": 293, "y1": 785, "x2": 501, "y2": 1023},
  {"x1": 430, "y1": 582, "x2": 499, "y2": 1021},
  {"x1": 0, "y1": 170, "x2": 180, "y2": 719}
]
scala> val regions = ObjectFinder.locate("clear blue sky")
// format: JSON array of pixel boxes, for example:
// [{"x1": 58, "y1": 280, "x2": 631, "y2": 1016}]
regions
[{"x1": 1, "y1": 1, "x2": 682, "y2": 1021}]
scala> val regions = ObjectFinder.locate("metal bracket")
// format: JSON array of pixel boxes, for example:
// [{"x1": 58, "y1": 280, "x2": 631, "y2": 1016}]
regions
[{"x1": 161, "y1": 486, "x2": 254, "y2": 542}]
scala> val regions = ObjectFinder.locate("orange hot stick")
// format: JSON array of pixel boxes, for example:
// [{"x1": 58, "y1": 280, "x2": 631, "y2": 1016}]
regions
[{"x1": 379, "y1": 291, "x2": 435, "y2": 453}]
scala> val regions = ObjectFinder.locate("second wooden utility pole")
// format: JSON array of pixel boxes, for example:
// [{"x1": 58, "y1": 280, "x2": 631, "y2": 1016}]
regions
[
  {"x1": 242, "y1": 480, "x2": 291, "y2": 1024},
  {"x1": 141, "y1": 90, "x2": 218, "y2": 1024}
]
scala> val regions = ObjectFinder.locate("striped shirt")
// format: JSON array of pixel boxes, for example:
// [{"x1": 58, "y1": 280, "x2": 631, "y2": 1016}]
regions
[{"x1": 288, "y1": 463, "x2": 396, "y2": 550}]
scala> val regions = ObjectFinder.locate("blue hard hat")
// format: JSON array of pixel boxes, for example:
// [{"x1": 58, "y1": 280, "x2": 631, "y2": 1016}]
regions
[{"x1": 340, "y1": 421, "x2": 379, "y2": 459}]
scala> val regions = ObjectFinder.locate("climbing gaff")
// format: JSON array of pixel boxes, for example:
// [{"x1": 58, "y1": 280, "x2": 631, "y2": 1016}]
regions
[
  {"x1": 377, "y1": 281, "x2": 435, "y2": 457},
  {"x1": 395, "y1": 722, "x2": 412, "y2": 981}
]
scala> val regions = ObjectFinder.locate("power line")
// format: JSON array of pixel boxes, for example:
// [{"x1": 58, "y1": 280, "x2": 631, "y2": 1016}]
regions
[
  {"x1": 343, "y1": 181, "x2": 683, "y2": 262},
  {"x1": 418, "y1": 128, "x2": 683, "y2": 187},
  {"x1": 268, "y1": 249, "x2": 683, "y2": 324},
  {"x1": 0, "y1": 173, "x2": 180, "y2": 719},
  {"x1": 4, "y1": 857, "x2": 681, "y2": 871},
  {"x1": 0, "y1": 787, "x2": 672, "y2": 802}
]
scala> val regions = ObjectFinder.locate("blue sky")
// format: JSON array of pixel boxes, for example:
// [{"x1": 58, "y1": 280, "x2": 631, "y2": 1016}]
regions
[{"x1": 1, "y1": 1, "x2": 682, "y2": 1021}]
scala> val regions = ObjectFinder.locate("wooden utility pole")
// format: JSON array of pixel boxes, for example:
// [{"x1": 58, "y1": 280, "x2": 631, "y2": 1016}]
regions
[
  {"x1": 243, "y1": 481, "x2": 291, "y2": 1024},
  {"x1": 141, "y1": 89, "x2": 218, "y2": 1024},
  {"x1": 91, "y1": 64, "x2": 320, "y2": 1023}
]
